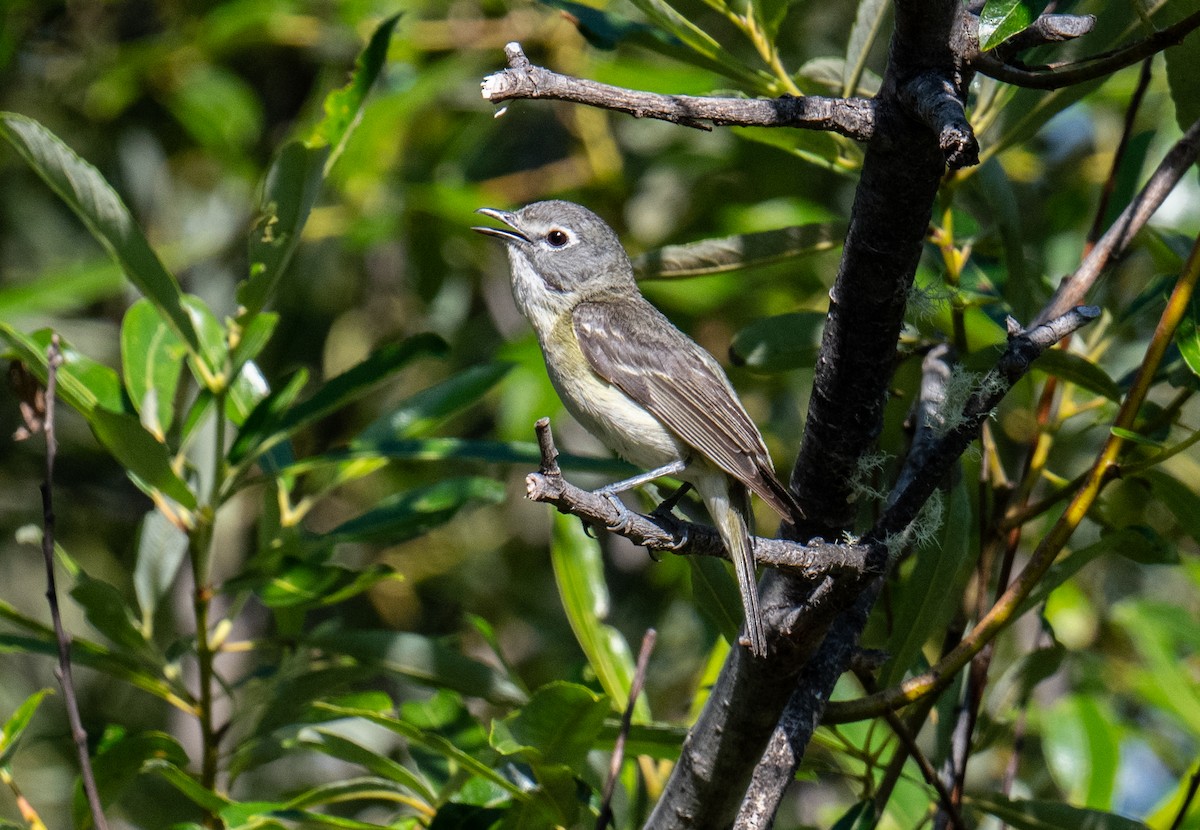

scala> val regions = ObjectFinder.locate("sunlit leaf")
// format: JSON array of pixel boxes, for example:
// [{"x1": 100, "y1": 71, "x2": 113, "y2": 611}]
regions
[
  {"x1": 978, "y1": 0, "x2": 1034, "y2": 51},
  {"x1": 133, "y1": 508, "x2": 188, "y2": 631},
  {"x1": 843, "y1": 0, "x2": 889, "y2": 97},
  {"x1": 549, "y1": 512, "x2": 649, "y2": 721},
  {"x1": 0, "y1": 325, "x2": 127, "y2": 416},
  {"x1": 229, "y1": 334, "x2": 447, "y2": 465},
  {"x1": 0, "y1": 113, "x2": 199, "y2": 353},
  {"x1": 490, "y1": 682, "x2": 609, "y2": 770},
  {"x1": 293, "y1": 730, "x2": 436, "y2": 804},
  {"x1": 255, "y1": 561, "x2": 401, "y2": 609},
  {"x1": 89, "y1": 408, "x2": 197, "y2": 510},
  {"x1": 0, "y1": 688, "x2": 53, "y2": 768},
  {"x1": 1040, "y1": 694, "x2": 1120, "y2": 809},
  {"x1": 1174, "y1": 294, "x2": 1200, "y2": 378},
  {"x1": 121, "y1": 299, "x2": 185, "y2": 438}
]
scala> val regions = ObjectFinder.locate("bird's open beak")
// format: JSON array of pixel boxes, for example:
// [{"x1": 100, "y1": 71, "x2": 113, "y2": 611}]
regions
[{"x1": 471, "y1": 208, "x2": 529, "y2": 243}]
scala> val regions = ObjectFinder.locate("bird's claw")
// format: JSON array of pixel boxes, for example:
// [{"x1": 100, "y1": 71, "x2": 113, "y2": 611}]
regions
[{"x1": 596, "y1": 489, "x2": 634, "y2": 533}]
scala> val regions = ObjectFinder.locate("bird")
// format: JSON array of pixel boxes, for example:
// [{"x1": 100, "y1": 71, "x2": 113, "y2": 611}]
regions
[{"x1": 473, "y1": 200, "x2": 802, "y2": 657}]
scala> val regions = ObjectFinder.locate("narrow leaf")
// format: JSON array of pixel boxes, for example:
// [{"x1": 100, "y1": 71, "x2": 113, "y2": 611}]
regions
[
  {"x1": 1033, "y1": 348, "x2": 1122, "y2": 401},
  {"x1": 969, "y1": 794, "x2": 1150, "y2": 830},
  {"x1": 489, "y1": 682, "x2": 610, "y2": 769},
  {"x1": 307, "y1": 629, "x2": 527, "y2": 706},
  {"x1": 0, "y1": 113, "x2": 199, "y2": 352},
  {"x1": 633, "y1": 223, "x2": 842, "y2": 280},
  {"x1": 550, "y1": 512, "x2": 649, "y2": 721},
  {"x1": 325, "y1": 476, "x2": 505, "y2": 543},
  {"x1": 354, "y1": 362, "x2": 513, "y2": 444},
  {"x1": 0, "y1": 688, "x2": 53, "y2": 768},
  {"x1": 0, "y1": 325, "x2": 127, "y2": 416},
  {"x1": 133, "y1": 509, "x2": 190, "y2": 629},
  {"x1": 121, "y1": 298, "x2": 185, "y2": 438},
  {"x1": 89, "y1": 408, "x2": 197, "y2": 509}
]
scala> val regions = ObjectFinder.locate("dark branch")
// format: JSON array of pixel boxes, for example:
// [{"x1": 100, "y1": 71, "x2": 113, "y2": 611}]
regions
[
  {"x1": 900, "y1": 73, "x2": 978, "y2": 169},
  {"x1": 876, "y1": 305, "x2": 1101, "y2": 544},
  {"x1": 40, "y1": 335, "x2": 109, "y2": 830},
  {"x1": 481, "y1": 42, "x2": 877, "y2": 140},
  {"x1": 597, "y1": 628, "x2": 656, "y2": 830},
  {"x1": 974, "y1": 10, "x2": 1200, "y2": 89},
  {"x1": 526, "y1": 419, "x2": 874, "y2": 581}
]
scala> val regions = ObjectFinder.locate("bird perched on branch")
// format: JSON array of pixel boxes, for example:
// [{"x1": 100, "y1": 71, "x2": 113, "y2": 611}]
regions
[{"x1": 474, "y1": 200, "x2": 802, "y2": 657}]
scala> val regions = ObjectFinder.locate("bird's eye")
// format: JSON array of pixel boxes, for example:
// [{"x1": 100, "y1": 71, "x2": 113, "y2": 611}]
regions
[{"x1": 546, "y1": 229, "x2": 569, "y2": 248}]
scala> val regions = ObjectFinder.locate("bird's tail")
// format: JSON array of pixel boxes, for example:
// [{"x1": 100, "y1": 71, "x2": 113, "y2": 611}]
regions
[{"x1": 699, "y1": 477, "x2": 766, "y2": 657}]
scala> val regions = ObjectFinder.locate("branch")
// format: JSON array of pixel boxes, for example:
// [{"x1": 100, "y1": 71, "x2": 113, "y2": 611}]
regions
[
  {"x1": 1035, "y1": 114, "x2": 1200, "y2": 326},
  {"x1": 481, "y1": 42, "x2": 877, "y2": 140},
  {"x1": 877, "y1": 306, "x2": 1101, "y2": 541},
  {"x1": 39, "y1": 336, "x2": 109, "y2": 830},
  {"x1": 989, "y1": 13, "x2": 1096, "y2": 55},
  {"x1": 899, "y1": 73, "x2": 978, "y2": 169},
  {"x1": 526, "y1": 419, "x2": 873, "y2": 581},
  {"x1": 974, "y1": 10, "x2": 1200, "y2": 89}
]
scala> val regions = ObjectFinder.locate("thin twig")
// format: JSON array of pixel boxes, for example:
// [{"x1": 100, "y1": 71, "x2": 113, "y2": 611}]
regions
[
  {"x1": 481, "y1": 42, "x2": 878, "y2": 140},
  {"x1": 40, "y1": 335, "x2": 109, "y2": 830},
  {"x1": 527, "y1": 419, "x2": 875, "y2": 580},
  {"x1": 1087, "y1": 57, "x2": 1154, "y2": 249},
  {"x1": 596, "y1": 629, "x2": 657, "y2": 830},
  {"x1": 974, "y1": 10, "x2": 1200, "y2": 89},
  {"x1": 1036, "y1": 115, "x2": 1200, "y2": 326}
]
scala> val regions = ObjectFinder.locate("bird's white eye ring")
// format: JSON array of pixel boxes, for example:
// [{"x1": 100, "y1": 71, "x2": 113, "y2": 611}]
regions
[{"x1": 546, "y1": 229, "x2": 569, "y2": 248}]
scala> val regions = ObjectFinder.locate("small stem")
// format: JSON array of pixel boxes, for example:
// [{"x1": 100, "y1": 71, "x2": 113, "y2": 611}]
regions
[{"x1": 39, "y1": 336, "x2": 109, "y2": 830}]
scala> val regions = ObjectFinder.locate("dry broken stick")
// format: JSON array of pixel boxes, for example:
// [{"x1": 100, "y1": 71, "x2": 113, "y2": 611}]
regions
[
  {"x1": 481, "y1": 42, "x2": 877, "y2": 140},
  {"x1": 526, "y1": 417, "x2": 873, "y2": 581}
]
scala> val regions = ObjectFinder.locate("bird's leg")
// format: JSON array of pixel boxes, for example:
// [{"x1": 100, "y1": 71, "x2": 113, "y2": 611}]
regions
[
  {"x1": 593, "y1": 460, "x2": 689, "y2": 534},
  {"x1": 650, "y1": 481, "x2": 693, "y2": 518}
]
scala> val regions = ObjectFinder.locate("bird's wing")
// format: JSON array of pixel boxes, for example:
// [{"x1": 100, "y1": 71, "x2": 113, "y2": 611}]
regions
[{"x1": 574, "y1": 299, "x2": 802, "y2": 522}]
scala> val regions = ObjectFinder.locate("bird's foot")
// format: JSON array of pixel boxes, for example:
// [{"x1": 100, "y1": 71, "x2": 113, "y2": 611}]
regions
[{"x1": 595, "y1": 487, "x2": 634, "y2": 533}]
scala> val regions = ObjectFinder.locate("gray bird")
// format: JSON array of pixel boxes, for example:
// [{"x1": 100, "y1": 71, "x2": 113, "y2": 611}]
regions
[{"x1": 474, "y1": 200, "x2": 802, "y2": 657}]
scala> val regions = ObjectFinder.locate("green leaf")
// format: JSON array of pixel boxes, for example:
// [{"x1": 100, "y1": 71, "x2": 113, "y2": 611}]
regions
[
  {"x1": 549, "y1": 512, "x2": 649, "y2": 721},
  {"x1": 89, "y1": 408, "x2": 197, "y2": 510},
  {"x1": 315, "y1": 702, "x2": 527, "y2": 798},
  {"x1": 977, "y1": 0, "x2": 1035, "y2": 51},
  {"x1": 730, "y1": 311, "x2": 826, "y2": 372},
  {"x1": 633, "y1": 223, "x2": 842, "y2": 280},
  {"x1": 1142, "y1": 469, "x2": 1200, "y2": 545},
  {"x1": 70, "y1": 573, "x2": 157, "y2": 660},
  {"x1": 843, "y1": 0, "x2": 890, "y2": 97},
  {"x1": 1040, "y1": 695, "x2": 1120, "y2": 809},
  {"x1": 227, "y1": 368, "x2": 309, "y2": 464},
  {"x1": 307, "y1": 14, "x2": 401, "y2": 173},
  {"x1": 241, "y1": 142, "x2": 330, "y2": 317},
  {"x1": 239, "y1": 15, "x2": 398, "y2": 316},
  {"x1": 686, "y1": 557, "x2": 742, "y2": 645},
  {"x1": 539, "y1": 0, "x2": 664, "y2": 50},
  {"x1": 325, "y1": 477, "x2": 505, "y2": 543},
  {"x1": 0, "y1": 688, "x2": 53, "y2": 768},
  {"x1": 732, "y1": 125, "x2": 848, "y2": 173},
  {"x1": 1032, "y1": 348, "x2": 1122, "y2": 402},
  {"x1": 1174, "y1": 294, "x2": 1200, "y2": 378},
  {"x1": 882, "y1": 481, "x2": 973, "y2": 687},
  {"x1": 969, "y1": 794, "x2": 1150, "y2": 830},
  {"x1": 0, "y1": 257, "x2": 124, "y2": 318},
  {"x1": 963, "y1": 158, "x2": 1036, "y2": 319},
  {"x1": 307, "y1": 629, "x2": 527, "y2": 706},
  {"x1": 1109, "y1": 427, "x2": 1163, "y2": 448},
  {"x1": 490, "y1": 682, "x2": 609, "y2": 769},
  {"x1": 132, "y1": 509, "x2": 188, "y2": 631},
  {"x1": 229, "y1": 312, "x2": 279, "y2": 377},
  {"x1": 229, "y1": 334, "x2": 447, "y2": 465},
  {"x1": 354, "y1": 363, "x2": 514, "y2": 444},
  {"x1": 294, "y1": 729, "x2": 436, "y2": 804},
  {"x1": 1164, "y1": 0, "x2": 1200, "y2": 134},
  {"x1": 625, "y1": 0, "x2": 761, "y2": 88},
  {"x1": 226, "y1": 361, "x2": 271, "y2": 427},
  {"x1": 121, "y1": 298, "x2": 186, "y2": 439},
  {"x1": 750, "y1": 0, "x2": 792, "y2": 46},
  {"x1": 181, "y1": 294, "x2": 228, "y2": 386},
  {"x1": 0, "y1": 325, "x2": 128, "y2": 416},
  {"x1": 71, "y1": 730, "x2": 189, "y2": 826},
  {"x1": 0, "y1": 113, "x2": 199, "y2": 354},
  {"x1": 144, "y1": 758, "x2": 230, "y2": 813},
  {"x1": 255, "y1": 561, "x2": 401, "y2": 609},
  {"x1": 165, "y1": 64, "x2": 262, "y2": 157}
]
